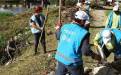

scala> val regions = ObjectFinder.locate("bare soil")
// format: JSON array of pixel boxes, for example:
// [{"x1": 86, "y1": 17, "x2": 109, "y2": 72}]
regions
[
  {"x1": 82, "y1": 9, "x2": 115, "y2": 75},
  {"x1": 90, "y1": 9, "x2": 114, "y2": 62}
]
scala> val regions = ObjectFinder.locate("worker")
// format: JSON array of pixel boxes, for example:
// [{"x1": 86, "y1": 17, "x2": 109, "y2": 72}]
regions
[
  {"x1": 29, "y1": 6, "x2": 48, "y2": 55},
  {"x1": 105, "y1": 5, "x2": 121, "y2": 29},
  {"x1": 76, "y1": 3, "x2": 83, "y2": 11},
  {"x1": 76, "y1": 3, "x2": 91, "y2": 31},
  {"x1": 55, "y1": 11, "x2": 101, "y2": 75},
  {"x1": 55, "y1": 23, "x2": 62, "y2": 40},
  {"x1": 7, "y1": 37, "x2": 17, "y2": 60},
  {"x1": 83, "y1": 1, "x2": 91, "y2": 15},
  {"x1": 94, "y1": 28, "x2": 121, "y2": 61}
]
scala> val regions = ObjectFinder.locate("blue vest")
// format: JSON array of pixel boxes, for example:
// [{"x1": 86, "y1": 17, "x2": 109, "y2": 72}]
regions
[
  {"x1": 85, "y1": 5, "x2": 90, "y2": 14},
  {"x1": 30, "y1": 13, "x2": 44, "y2": 33},
  {"x1": 55, "y1": 23, "x2": 89, "y2": 65},
  {"x1": 100, "y1": 28, "x2": 121, "y2": 57},
  {"x1": 108, "y1": 12, "x2": 121, "y2": 28}
]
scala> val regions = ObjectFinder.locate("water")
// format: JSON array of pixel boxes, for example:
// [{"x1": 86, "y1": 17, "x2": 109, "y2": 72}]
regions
[{"x1": 0, "y1": 2, "x2": 51, "y2": 15}]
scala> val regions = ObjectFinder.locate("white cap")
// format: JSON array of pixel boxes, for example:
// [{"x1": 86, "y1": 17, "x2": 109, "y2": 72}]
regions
[
  {"x1": 84, "y1": 1, "x2": 88, "y2": 3},
  {"x1": 102, "y1": 30, "x2": 112, "y2": 44},
  {"x1": 75, "y1": 11, "x2": 88, "y2": 20},
  {"x1": 113, "y1": 5, "x2": 119, "y2": 11},
  {"x1": 76, "y1": 3, "x2": 82, "y2": 8},
  {"x1": 88, "y1": 1, "x2": 91, "y2": 4},
  {"x1": 55, "y1": 26, "x2": 60, "y2": 30}
]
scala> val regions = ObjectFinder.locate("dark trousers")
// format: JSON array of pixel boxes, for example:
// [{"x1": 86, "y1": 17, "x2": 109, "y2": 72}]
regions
[
  {"x1": 103, "y1": 45, "x2": 119, "y2": 61},
  {"x1": 56, "y1": 61, "x2": 84, "y2": 75},
  {"x1": 83, "y1": 26, "x2": 90, "y2": 31},
  {"x1": 33, "y1": 31, "x2": 45, "y2": 53},
  {"x1": 9, "y1": 50, "x2": 15, "y2": 59}
]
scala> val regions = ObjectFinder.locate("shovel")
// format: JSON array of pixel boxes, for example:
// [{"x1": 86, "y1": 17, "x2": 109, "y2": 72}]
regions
[
  {"x1": 38, "y1": 6, "x2": 49, "y2": 53},
  {"x1": 96, "y1": 44, "x2": 107, "y2": 63}
]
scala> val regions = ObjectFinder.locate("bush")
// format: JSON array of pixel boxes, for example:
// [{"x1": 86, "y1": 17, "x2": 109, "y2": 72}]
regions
[{"x1": 0, "y1": 34, "x2": 7, "y2": 66}]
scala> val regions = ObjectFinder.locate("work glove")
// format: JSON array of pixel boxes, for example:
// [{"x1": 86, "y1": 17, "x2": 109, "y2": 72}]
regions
[
  {"x1": 94, "y1": 41, "x2": 98, "y2": 46},
  {"x1": 92, "y1": 53, "x2": 101, "y2": 62},
  {"x1": 55, "y1": 23, "x2": 62, "y2": 30}
]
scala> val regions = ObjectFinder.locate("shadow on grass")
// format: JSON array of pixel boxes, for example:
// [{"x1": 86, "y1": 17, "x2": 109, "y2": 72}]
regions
[
  {"x1": 47, "y1": 49, "x2": 57, "y2": 53},
  {"x1": 90, "y1": 26, "x2": 105, "y2": 28}
]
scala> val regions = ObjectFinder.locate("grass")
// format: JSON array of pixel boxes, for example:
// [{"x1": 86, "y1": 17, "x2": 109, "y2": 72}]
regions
[
  {"x1": 0, "y1": 5, "x2": 108, "y2": 75},
  {"x1": 0, "y1": 12, "x2": 13, "y2": 23},
  {"x1": 106, "y1": 10, "x2": 113, "y2": 16},
  {"x1": 0, "y1": 6, "x2": 67, "y2": 75}
]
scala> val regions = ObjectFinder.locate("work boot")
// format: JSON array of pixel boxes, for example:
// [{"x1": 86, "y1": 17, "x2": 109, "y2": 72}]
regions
[
  {"x1": 42, "y1": 44, "x2": 46, "y2": 54},
  {"x1": 33, "y1": 45, "x2": 38, "y2": 55}
]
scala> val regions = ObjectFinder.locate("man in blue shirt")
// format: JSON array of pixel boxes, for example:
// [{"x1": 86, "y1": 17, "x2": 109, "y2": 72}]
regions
[{"x1": 55, "y1": 11, "x2": 101, "y2": 75}]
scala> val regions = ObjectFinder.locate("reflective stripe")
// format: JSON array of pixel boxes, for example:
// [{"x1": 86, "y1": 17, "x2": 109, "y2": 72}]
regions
[{"x1": 56, "y1": 51, "x2": 82, "y2": 62}]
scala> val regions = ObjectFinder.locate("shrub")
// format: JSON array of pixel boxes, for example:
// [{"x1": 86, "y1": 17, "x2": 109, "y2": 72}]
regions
[{"x1": 0, "y1": 34, "x2": 7, "y2": 66}]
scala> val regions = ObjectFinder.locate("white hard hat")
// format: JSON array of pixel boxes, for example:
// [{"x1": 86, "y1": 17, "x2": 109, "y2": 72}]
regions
[
  {"x1": 84, "y1": 1, "x2": 88, "y2": 3},
  {"x1": 55, "y1": 26, "x2": 60, "y2": 30},
  {"x1": 113, "y1": 5, "x2": 119, "y2": 11},
  {"x1": 102, "y1": 30, "x2": 112, "y2": 44},
  {"x1": 75, "y1": 11, "x2": 88, "y2": 20},
  {"x1": 76, "y1": 3, "x2": 82, "y2": 8}
]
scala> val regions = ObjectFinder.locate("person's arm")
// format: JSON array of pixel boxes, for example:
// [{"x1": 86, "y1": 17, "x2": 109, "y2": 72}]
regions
[
  {"x1": 94, "y1": 31, "x2": 101, "y2": 42},
  {"x1": 7, "y1": 41, "x2": 15, "y2": 50},
  {"x1": 80, "y1": 33, "x2": 94, "y2": 56},
  {"x1": 31, "y1": 19, "x2": 43, "y2": 30},
  {"x1": 80, "y1": 33, "x2": 101, "y2": 61},
  {"x1": 105, "y1": 15, "x2": 110, "y2": 28}
]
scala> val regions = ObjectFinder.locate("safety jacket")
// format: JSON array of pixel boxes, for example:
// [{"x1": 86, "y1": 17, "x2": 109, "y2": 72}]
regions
[
  {"x1": 7, "y1": 40, "x2": 16, "y2": 51},
  {"x1": 55, "y1": 23, "x2": 89, "y2": 65},
  {"x1": 85, "y1": 5, "x2": 90, "y2": 14},
  {"x1": 100, "y1": 28, "x2": 121, "y2": 59},
  {"x1": 30, "y1": 13, "x2": 44, "y2": 33},
  {"x1": 108, "y1": 12, "x2": 121, "y2": 28}
]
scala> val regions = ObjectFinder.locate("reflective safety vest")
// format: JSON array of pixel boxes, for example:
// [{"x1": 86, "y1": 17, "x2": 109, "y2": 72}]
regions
[
  {"x1": 55, "y1": 23, "x2": 89, "y2": 65},
  {"x1": 108, "y1": 12, "x2": 121, "y2": 28},
  {"x1": 30, "y1": 13, "x2": 44, "y2": 33},
  {"x1": 85, "y1": 5, "x2": 90, "y2": 14},
  {"x1": 100, "y1": 28, "x2": 121, "y2": 59}
]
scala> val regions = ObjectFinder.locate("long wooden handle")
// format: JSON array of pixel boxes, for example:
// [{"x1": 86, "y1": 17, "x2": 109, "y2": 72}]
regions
[
  {"x1": 38, "y1": 6, "x2": 49, "y2": 51},
  {"x1": 40, "y1": 6, "x2": 49, "y2": 39},
  {"x1": 97, "y1": 44, "x2": 107, "y2": 63},
  {"x1": 59, "y1": 0, "x2": 61, "y2": 24}
]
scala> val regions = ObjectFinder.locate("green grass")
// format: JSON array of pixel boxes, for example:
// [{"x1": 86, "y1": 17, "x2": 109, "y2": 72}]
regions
[
  {"x1": 106, "y1": 10, "x2": 113, "y2": 16},
  {"x1": 0, "y1": 6, "x2": 67, "y2": 75},
  {"x1": 0, "y1": 6, "x2": 100, "y2": 75},
  {"x1": 0, "y1": 13, "x2": 13, "y2": 23}
]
